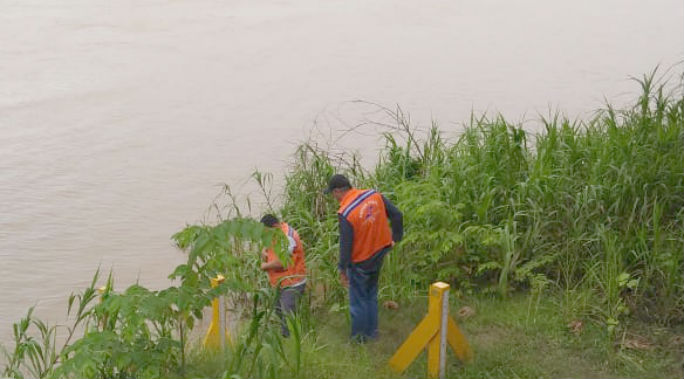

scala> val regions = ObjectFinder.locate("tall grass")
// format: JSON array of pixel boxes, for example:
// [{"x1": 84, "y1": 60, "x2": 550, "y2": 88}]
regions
[{"x1": 278, "y1": 70, "x2": 684, "y2": 328}]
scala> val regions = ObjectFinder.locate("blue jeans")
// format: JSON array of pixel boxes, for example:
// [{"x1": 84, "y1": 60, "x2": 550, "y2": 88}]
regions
[
  {"x1": 347, "y1": 249, "x2": 387, "y2": 341},
  {"x1": 275, "y1": 283, "x2": 305, "y2": 337}
]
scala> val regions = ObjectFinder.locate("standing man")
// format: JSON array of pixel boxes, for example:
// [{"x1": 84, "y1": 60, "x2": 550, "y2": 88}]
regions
[
  {"x1": 324, "y1": 174, "x2": 403, "y2": 341},
  {"x1": 259, "y1": 214, "x2": 307, "y2": 337}
]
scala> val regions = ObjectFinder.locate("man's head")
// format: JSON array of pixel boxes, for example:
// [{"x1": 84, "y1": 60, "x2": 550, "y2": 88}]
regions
[
  {"x1": 324, "y1": 174, "x2": 352, "y2": 203},
  {"x1": 260, "y1": 214, "x2": 279, "y2": 228}
]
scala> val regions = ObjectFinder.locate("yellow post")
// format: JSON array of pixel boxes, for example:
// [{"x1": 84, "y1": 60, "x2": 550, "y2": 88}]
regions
[
  {"x1": 447, "y1": 317, "x2": 474, "y2": 362},
  {"x1": 203, "y1": 275, "x2": 229, "y2": 349},
  {"x1": 388, "y1": 310, "x2": 439, "y2": 373},
  {"x1": 97, "y1": 286, "x2": 107, "y2": 300},
  {"x1": 427, "y1": 282, "x2": 449, "y2": 378},
  {"x1": 97, "y1": 286, "x2": 109, "y2": 330},
  {"x1": 389, "y1": 282, "x2": 473, "y2": 378}
]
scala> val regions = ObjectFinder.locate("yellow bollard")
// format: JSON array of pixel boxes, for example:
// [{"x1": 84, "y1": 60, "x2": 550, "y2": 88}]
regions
[
  {"x1": 389, "y1": 282, "x2": 473, "y2": 378},
  {"x1": 97, "y1": 286, "x2": 111, "y2": 330},
  {"x1": 97, "y1": 286, "x2": 108, "y2": 300},
  {"x1": 203, "y1": 275, "x2": 230, "y2": 349}
]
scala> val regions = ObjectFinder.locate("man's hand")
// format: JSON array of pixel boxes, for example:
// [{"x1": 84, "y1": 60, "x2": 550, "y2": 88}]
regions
[
  {"x1": 261, "y1": 258, "x2": 284, "y2": 272},
  {"x1": 340, "y1": 271, "x2": 349, "y2": 288},
  {"x1": 261, "y1": 249, "x2": 268, "y2": 262}
]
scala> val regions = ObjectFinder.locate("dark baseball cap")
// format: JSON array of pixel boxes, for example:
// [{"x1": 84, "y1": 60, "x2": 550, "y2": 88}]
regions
[
  {"x1": 260, "y1": 214, "x2": 279, "y2": 227},
  {"x1": 324, "y1": 174, "x2": 351, "y2": 194}
]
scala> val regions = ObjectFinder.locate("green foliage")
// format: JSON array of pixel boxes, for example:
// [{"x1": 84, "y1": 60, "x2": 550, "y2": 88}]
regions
[
  {"x1": 278, "y1": 70, "x2": 684, "y2": 329},
  {"x1": 2, "y1": 219, "x2": 293, "y2": 378}
]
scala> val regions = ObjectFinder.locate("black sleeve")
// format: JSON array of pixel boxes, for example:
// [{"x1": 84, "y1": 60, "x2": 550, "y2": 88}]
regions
[
  {"x1": 338, "y1": 214, "x2": 354, "y2": 271},
  {"x1": 382, "y1": 195, "x2": 404, "y2": 243}
]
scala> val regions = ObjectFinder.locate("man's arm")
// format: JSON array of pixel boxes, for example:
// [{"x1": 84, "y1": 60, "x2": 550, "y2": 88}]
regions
[
  {"x1": 382, "y1": 195, "x2": 403, "y2": 243},
  {"x1": 261, "y1": 259, "x2": 284, "y2": 271},
  {"x1": 260, "y1": 248, "x2": 284, "y2": 271},
  {"x1": 338, "y1": 214, "x2": 354, "y2": 271}
]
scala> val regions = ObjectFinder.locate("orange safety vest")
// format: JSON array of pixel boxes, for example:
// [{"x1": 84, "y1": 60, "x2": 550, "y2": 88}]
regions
[
  {"x1": 265, "y1": 222, "x2": 307, "y2": 288},
  {"x1": 338, "y1": 189, "x2": 392, "y2": 263}
]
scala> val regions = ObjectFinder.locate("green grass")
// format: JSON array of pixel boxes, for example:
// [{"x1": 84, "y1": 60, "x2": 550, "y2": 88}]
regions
[{"x1": 185, "y1": 292, "x2": 683, "y2": 379}]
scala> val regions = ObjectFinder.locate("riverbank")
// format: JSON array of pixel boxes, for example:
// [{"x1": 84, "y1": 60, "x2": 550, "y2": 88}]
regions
[
  {"x1": 172, "y1": 71, "x2": 684, "y2": 378},
  {"x1": 2, "y1": 71, "x2": 682, "y2": 378},
  {"x1": 3, "y1": 0, "x2": 682, "y2": 334}
]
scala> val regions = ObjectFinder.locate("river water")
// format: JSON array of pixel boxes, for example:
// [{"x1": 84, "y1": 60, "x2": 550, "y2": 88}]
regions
[{"x1": 1, "y1": 0, "x2": 682, "y2": 343}]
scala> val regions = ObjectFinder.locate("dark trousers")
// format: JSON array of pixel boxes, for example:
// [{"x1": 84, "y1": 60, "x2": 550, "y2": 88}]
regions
[
  {"x1": 347, "y1": 248, "x2": 387, "y2": 341},
  {"x1": 275, "y1": 283, "x2": 305, "y2": 337}
]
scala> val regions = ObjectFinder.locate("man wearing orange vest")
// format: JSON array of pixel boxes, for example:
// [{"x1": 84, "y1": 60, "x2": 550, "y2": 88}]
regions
[
  {"x1": 259, "y1": 214, "x2": 307, "y2": 337},
  {"x1": 325, "y1": 174, "x2": 403, "y2": 341}
]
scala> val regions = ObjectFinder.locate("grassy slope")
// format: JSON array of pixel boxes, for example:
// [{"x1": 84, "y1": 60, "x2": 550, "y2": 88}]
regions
[
  {"x1": 301, "y1": 294, "x2": 682, "y2": 379},
  {"x1": 186, "y1": 74, "x2": 684, "y2": 379}
]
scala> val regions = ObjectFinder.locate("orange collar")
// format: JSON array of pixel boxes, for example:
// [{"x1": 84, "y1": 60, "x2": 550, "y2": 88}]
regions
[
  {"x1": 339, "y1": 189, "x2": 357, "y2": 205},
  {"x1": 338, "y1": 188, "x2": 365, "y2": 214}
]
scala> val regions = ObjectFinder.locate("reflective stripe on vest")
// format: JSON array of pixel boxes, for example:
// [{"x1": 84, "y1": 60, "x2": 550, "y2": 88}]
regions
[{"x1": 341, "y1": 189, "x2": 376, "y2": 218}]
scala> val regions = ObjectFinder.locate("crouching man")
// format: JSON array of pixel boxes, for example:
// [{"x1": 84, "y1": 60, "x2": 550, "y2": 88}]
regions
[{"x1": 259, "y1": 214, "x2": 307, "y2": 337}]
